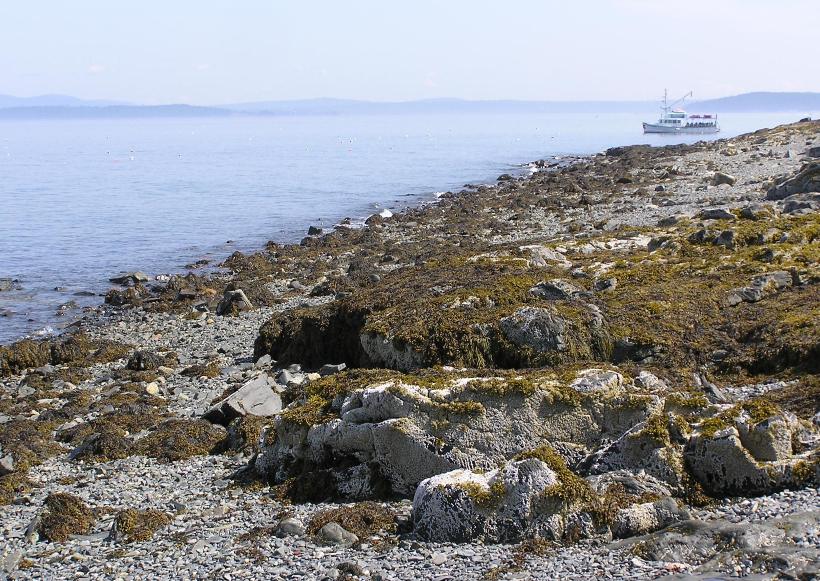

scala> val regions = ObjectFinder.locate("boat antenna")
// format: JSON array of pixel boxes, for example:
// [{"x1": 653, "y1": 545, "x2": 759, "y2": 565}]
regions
[{"x1": 670, "y1": 90, "x2": 693, "y2": 110}]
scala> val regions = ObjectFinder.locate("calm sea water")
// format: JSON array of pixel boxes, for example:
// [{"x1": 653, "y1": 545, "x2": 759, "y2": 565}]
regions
[{"x1": 0, "y1": 111, "x2": 812, "y2": 342}]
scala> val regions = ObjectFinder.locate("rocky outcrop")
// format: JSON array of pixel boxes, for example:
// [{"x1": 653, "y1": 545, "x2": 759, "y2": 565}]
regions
[{"x1": 254, "y1": 369, "x2": 661, "y2": 501}]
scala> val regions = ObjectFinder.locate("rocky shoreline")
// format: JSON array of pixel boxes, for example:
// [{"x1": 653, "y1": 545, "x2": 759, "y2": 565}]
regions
[{"x1": 1, "y1": 120, "x2": 819, "y2": 580}]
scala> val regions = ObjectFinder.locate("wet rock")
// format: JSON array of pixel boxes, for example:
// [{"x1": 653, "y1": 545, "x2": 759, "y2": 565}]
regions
[
  {"x1": 0, "y1": 278, "x2": 20, "y2": 292},
  {"x1": 204, "y1": 374, "x2": 282, "y2": 425},
  {"x1": 105, "y1": 285, "x2": 149, "y2": 306},
  {"x1": 109, "y1": 271, "x2": 149, "y2": 285},
  {"x1": 699, "y1": 208, "x2": 736, "y2": 221},
  {"x1": 307, "y1": 225, "x2": 323, "y2": 235}
]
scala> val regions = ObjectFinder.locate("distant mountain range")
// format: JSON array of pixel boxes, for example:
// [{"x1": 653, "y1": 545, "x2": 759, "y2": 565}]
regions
[
  {"x1": 0, "y1": 92, "x2": 817, "y2": 119},
  {"x1": 0, "y1": 104, "x2": 233, "y2": 119}
]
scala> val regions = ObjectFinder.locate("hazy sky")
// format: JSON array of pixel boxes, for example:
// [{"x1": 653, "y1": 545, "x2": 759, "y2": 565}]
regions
[{"x1": 1, "y1": 0, "x2": 817, "y2": 105}]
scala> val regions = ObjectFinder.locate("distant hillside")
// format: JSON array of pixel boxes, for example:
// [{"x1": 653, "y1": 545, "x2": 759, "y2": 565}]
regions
[
  {"x1": 0, "y1": 104, "x2": 235, "y2": 119},
  {"x1": 0, "y1": 94, "x2": 127, "y2": 108},
  {"x1": 692, "y1": 92, "x2": 820, "y2": 112},
  {"x1": 0, "y1": 92, "x2": 817, "y2": 119}
]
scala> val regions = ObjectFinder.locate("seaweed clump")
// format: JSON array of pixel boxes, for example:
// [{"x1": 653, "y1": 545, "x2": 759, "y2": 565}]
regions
[
  {"x1": 39, "y1": 493, "x2": 96, "y2": 542},
  {"x1": 306, "y1": 502, "x2": 396, "y2": 539},
  {"x1": 514, "y1": 445, "x2": 596, "y2": 504},
  {"x1": 0, "y1": 333, "x2": 131, "y2": 378},
  {"x1": 112, "y1": 509, "x2": 172, "y2": 543},
  {"x1": 132, "y1": 419, "x2": 225, "y2": 461}
]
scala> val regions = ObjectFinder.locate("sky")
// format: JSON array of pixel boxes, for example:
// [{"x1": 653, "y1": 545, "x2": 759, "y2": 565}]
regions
[{"x1": 0, "y1": 0, "x2": 818, "y2": 105}]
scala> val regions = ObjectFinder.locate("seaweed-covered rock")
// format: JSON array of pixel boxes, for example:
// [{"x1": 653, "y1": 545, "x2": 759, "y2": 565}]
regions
[
  {"x1": 582, "y1": 414, "x2": 686, "y2": 489},
  {"x1": 0, "y1": 334, "x2": 131, "y2": 377},
  {"x1": 126, "y1": 350, "x2": 164, "y2": 371}
]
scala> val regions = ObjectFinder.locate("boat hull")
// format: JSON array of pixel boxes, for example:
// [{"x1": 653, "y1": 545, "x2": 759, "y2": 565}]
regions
[{"x1": 643, "y1": 122, "x2": 720, "y2": 135}]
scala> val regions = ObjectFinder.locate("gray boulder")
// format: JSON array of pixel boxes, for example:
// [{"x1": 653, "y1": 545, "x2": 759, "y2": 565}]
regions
[
  {"x1": 109, "y1": 271, "x2": 149, "y2": 285},
  {"x1": 767, "y1": 161, "x2": 820, "y2": 200},
  {"x1": 276, "y1": 517, "x2": 306, "y2": 537},
  {"x1": 319, "y1": 363, "x2": 347, "y2": 376},
  {"x1": 710, "y1": 172, "x2": 737, "y2": 186},
  {"x1": 0, "y1": 454, "x2": 14, "y2": 475},
  {"x1": 204, "y1": 374, "x2": 282, "y2": 425},
  {"x1": 317, "y1": 522, "x2": 358, "y2": 546},
  {"x1": 500, "y1": 307, "x2": 569, "y2": 352}
]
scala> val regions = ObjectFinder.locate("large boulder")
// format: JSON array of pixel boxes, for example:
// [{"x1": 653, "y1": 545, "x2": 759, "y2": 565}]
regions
[
  {"x1": 581, "y1": 414, "x2": 687, "y2": 489},
  {"x1": 412, "y1": 458, "x2": 597, "y2": 543},
  {"x1": 767, "y1": 161, "x2": 820, "y2": 200},
  {"x1": 683, "y1": 409, "x2": 817, "y2": 496}
]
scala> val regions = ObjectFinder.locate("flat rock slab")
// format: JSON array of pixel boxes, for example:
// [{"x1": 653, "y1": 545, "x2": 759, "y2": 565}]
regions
[{"x1": 204, "y1": 374, "x2": 282, "y2": 425}]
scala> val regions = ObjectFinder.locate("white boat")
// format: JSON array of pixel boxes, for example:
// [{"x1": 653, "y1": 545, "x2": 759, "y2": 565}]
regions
[{"x1": 643, "y1": 90, "x2": 719, "y2": 134}]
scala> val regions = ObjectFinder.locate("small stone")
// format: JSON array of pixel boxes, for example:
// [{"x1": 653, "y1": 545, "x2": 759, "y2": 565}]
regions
[
  {"x1": 255, "y1": 354, "x2": 273, "y2": 369},
  {"x1": 0, "y1": 454, "x2": 15, "y2": 475},
  {"x1": 319, "y1": 363, "x2": 347, "y2": 376},
  {"x1": 710, "y1": 172, "x2": 737, "y2": 186},
  {"x1": 594, "y1": 277, "x2": 617, "y2": 292},
  {"x1": 145, "y1": 382, "x2": 160, "y2": 396},
  {"x1": 431, "y1": 552, "x2": 448, "y2": 565}
]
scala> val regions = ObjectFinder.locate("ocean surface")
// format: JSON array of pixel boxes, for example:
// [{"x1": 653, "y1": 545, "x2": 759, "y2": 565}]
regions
[{"x1": 0, "y1": 111, "x2": 812, "y2": 343}]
